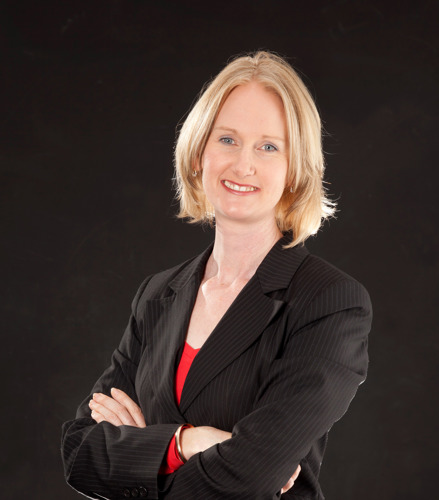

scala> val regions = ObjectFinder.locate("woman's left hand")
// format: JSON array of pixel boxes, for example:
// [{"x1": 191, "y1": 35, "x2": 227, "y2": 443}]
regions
[{"x1": 88, "y1": 387, "x2": 146, "y2": 428}]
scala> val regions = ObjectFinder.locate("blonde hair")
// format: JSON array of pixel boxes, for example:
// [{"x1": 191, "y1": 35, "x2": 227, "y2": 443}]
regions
[{"x1": 174, "y1": 50, "x2": 335, "y2": 247}]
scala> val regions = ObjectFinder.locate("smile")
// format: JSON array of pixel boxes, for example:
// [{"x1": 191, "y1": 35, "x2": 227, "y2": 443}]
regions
[{"x1": 222, "y1": 180, "x2": 258, "y2": 192}]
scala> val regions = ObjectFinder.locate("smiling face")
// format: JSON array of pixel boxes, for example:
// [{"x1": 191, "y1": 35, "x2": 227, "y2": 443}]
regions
[{"x1": 199, "y1": 81, "x2": 289, "y2": 229}]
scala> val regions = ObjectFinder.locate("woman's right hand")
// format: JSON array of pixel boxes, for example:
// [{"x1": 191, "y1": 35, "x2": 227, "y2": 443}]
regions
[
  {"x1": 180, "y1": 426, "x2": 300, "y2": 494},
  {"x1": 180, "y1": 425, "x2": 232, "y2": 461},
  {"x1": 281, "y1": 464, "x2": 301, "y2": 494}
]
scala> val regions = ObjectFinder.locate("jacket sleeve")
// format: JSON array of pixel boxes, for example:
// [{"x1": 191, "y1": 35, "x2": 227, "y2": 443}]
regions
[
  {"x1": 61, "y1": 277, "x2": 181, "y2": 500},
  {"x1": 156, "y1": 278, "x2": 372, "y2": 500}
]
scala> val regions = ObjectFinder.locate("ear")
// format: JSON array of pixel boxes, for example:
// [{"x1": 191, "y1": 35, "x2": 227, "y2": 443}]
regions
[{"x1": 194, "y1": 155, "x2": 202, "y2": 173}]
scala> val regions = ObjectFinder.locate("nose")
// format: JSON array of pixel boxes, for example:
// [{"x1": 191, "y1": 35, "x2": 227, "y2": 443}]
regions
[{"x1": 232, "y1": 147, "x2": 255, "y2": 178}]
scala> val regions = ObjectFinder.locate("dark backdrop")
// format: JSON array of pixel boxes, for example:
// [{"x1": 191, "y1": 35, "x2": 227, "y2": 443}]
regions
[{"x1": 1, "y1": 1, "x2": 438, "y2": 498}]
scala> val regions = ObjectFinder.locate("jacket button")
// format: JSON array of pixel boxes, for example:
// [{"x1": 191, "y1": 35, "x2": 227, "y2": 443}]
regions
[
  {"x1": 123, "y1": 489, "x2": 131, "y2": 498},
  {"x1": 139, "y1": 487, "x2": 148, "y2": 497},
  {"x1": 131, "y1": 488, "x2": 139, "y2": 497}
]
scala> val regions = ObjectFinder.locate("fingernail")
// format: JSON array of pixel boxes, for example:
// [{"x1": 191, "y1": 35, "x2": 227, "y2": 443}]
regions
[
  {"x1": 89, "y1": 400, "x2": 94, "y2": 407},
  {"x1": 93, "y1": 393, "x2": 101, "y2": 400},
  {"x1": 111, "y1": 387, "x2": 118, "y2": 393}
]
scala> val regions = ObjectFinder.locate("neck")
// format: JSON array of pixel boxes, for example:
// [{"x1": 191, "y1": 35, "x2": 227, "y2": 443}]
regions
[{"x1": 206, "y1": 219, "x2": 283, "y2": 284}]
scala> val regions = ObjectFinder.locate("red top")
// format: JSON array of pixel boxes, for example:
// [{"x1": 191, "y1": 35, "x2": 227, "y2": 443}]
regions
[{"x1": 160, "y1": 342, "x2": 200, "y2": 474}]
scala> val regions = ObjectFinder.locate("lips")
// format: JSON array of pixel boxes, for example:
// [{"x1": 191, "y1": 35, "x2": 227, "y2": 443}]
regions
[{"x1": 222, "y1": 180, "x2": 258, "y2": 193}]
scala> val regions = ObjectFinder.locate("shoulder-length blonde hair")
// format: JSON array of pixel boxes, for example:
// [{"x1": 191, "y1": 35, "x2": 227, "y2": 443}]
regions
[{"x1": 174, "y1": 50, "x2": 335, "y2": 248}]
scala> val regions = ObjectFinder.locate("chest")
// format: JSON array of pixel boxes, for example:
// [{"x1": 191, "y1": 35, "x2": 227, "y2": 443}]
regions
[
  {"x1": 135, "y1": 272, "x2": 292, "y2": 429},
  {"x1": 185, "y1": 279, "x2": 249, "y2": 349}
]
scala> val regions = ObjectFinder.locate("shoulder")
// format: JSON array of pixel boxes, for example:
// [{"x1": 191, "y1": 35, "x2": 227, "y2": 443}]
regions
[
  {"x1": 297, "y1": 252, "x2": 368, "y2": 292},
  {"x1": 285, "y1": 249, "x2": 372, "y2": 317},
  {"x1": 274, "y1": 250, "x2": 373, "y2": 357}
]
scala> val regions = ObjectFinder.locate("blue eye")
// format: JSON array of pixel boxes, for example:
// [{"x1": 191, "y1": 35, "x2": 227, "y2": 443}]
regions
[
  {"x1": 262, "y1": 143, "x2": 278, "y2": 152},
  {"x1": 220, "y1": 137, "x2": 234, "y2": 145}
]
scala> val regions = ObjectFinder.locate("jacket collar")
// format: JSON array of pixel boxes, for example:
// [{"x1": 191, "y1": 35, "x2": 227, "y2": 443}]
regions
[
  {"x1": 168, "y1": 241, "x2": 213, "y2": 293},
  {"x1": 255, "y1": 233, "x2": 309, "y2": 293}
]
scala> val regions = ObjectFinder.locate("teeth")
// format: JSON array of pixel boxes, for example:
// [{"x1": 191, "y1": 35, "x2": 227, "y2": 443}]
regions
[{"x1": 224, "y1": 180, "x2": 257, "y2": 192}]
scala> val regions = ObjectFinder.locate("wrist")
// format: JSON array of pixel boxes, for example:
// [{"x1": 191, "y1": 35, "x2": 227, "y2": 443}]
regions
[{"x1": 175, "y1": 423, "x2": 194, "y2": 464}]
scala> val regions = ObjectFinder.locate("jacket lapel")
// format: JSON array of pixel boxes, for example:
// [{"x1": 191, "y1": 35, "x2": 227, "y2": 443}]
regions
[
  {"x1": 179, "y1": 235, "x2": 309, "y2": 414},
  {"x1": 141, "y1": 245, "x2": 213, "y2": 423}
]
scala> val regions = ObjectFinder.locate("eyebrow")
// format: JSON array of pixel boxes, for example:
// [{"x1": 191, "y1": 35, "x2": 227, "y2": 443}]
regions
[{"x1": 213, "y1": 126, "x2": 286, "y2": 144}]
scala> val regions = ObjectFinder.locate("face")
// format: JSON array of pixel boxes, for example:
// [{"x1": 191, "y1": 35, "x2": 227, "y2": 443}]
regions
[{"x1": 199, "y1": 81, "x2": 289, "y2": 228}]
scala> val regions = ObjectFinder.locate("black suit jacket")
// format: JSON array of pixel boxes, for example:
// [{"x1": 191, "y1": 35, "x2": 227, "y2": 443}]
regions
[{"x1": 61, "y1": 234, "x2": 372, "y2": 500}]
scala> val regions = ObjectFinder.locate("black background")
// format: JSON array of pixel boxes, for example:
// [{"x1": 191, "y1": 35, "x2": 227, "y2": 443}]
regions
[{"x1": 1, "y1": 1, "x2": 438, "y2": 498}]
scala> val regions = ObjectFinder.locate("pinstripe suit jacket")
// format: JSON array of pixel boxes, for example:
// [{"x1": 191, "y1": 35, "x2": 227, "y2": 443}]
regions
[{"x1": 61, "y1": 234, "x2": 372, "y2": 500}]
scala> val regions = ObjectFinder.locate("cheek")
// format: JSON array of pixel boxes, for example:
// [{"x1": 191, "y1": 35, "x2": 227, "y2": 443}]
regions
[
  {"x1": 202, "y1": 148, "x2": 224, "y2": 172},
  {"x1": 201, "y1": 151, "x2": 224, "y2": 187},
  {"x1": 200, "y1": 162, "x2": 217, "y2": 199},
  {"x1": 266, "y1": 165, "x2": 288, "y2": 196}
]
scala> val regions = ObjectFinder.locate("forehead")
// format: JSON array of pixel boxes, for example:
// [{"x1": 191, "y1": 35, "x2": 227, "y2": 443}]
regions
[{"x1": 214, "y1": 82, "x2": 287, "y2": 137}]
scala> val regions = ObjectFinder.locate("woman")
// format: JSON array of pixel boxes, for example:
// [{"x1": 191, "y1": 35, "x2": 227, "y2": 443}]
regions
[{"x1": 61, "y1": 51, "x2": 372, "y2": 499}]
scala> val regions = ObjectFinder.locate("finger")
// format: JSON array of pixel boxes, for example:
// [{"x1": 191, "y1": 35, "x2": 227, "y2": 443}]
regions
[
  {"x1": 110, "y1": 388, "x2": 146, "y2": 428},
  {"x1": 89, "y1": 398, "x2": 126, "y2": 426},
  {"x1": 90, "y1": 404, "x2": 122, "y2": 426},
  {"x1": 110, "y1": 388, "x2": 145, "y2": 427},
  {"x1": 89, "y1": 399, "x2": 124, "y2": 426},
  {"x1": 292, "y1": 464, "x2": 301, "y2": 481},
  {"x1": 90, "y1": 409, "x2": 106, "y2": 424},
  {"x1": 281, "y1": 465, "x2": 301, "y2": 494},
  {"x1": 92, "y1": 393, "x2": 137, "y2": 426},
  {"x1": 280, "y1": 477, "x2": 294, "y2": 494}
]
